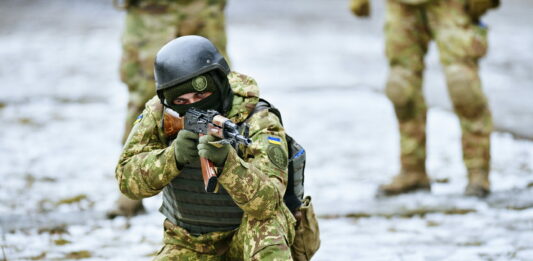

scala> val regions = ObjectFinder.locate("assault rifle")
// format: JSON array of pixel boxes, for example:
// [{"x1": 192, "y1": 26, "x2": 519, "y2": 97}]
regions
[{"x1": 163, "y1": 107, "x2": 252, "y2": 193}]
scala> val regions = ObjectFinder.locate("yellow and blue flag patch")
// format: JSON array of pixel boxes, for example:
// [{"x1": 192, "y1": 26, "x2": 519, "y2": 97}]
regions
[
  {"x1": 133, "y1": 114, "x2": 143, "y2": 125},
  {"x1": 268, "y1": 136, "x2": 282, "y2": 145}
]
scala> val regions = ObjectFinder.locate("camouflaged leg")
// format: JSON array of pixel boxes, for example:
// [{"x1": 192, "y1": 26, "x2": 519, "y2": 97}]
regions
[
  {"x1": 384, "y1": 0, "x2": 431, "y2": 72},
  {"x1": 427, "y1": 0, "x2": 492, "y2": 196},
  {"x1": 153, "y1": 244, "x2": 222, "y2": 261},
  {"x1": 445, "y1": 64, "x2": 492, "y2": 197},
  {"x1": 155, "y1": 209, "x2": 294, "y2": 261},
  {"x1": 176, "y1": 0, "x2": 229, "y2": 62},
  {"x1": 159, "y1": 220, "x2": 235, "y2": 259},
  {"x1": 384, "y1": 0, "x2": 430, "y2": 175},
  {"x1": 386, "y1": 67, "x2": 428, "y2": 175},
  {"x1": 227, "y1": 210, "x2": 295, "y2": 261},
  {"x1": 379, "y1": 1, "x2": 433, "y2": 196},
  {"x1": 426, "y1": 0, "x2": 489, "y2": 65}
]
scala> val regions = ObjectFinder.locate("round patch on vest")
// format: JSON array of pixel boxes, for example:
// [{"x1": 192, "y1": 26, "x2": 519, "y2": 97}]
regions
[
  {"x1": 192, "y1": 76, "x2": 208, "y2": 91},
  {"x1": 267, "y1": 144, "x2": 287, "y2": 169}
]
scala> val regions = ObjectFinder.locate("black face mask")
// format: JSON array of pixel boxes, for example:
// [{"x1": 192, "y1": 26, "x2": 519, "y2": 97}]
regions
[
  {"x1": 166, "y1": 90, "x2": 222, "y2": 116},
  {"x1": 163, "y1": 74, "x2": 222, "y2": 116}
]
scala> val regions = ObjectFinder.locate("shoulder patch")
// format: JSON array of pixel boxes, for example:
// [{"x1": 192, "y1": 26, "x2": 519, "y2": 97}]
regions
[
  {"x1": 267, "y1": 144, "x2": 287, "y2": 169},
  {"x1": 133, "y1": 114, "x2": 143, "y2": 125}
]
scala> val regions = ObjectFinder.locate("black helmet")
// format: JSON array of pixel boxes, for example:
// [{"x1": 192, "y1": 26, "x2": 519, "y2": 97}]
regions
[{"x1": 154, "y1": 36, "x2": 233, "y2": 114}]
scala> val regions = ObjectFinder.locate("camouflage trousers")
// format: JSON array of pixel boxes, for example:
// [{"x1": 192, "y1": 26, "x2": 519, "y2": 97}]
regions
[
  {"x1": 153, "y1": 209, "x2": 295, "y2": 261},
  {"x1": 119, "y1": 0, "x2": 228, "y2": 143},
  {"x1": 384, "y1": 0, "x2": 492, "y2": 175}
]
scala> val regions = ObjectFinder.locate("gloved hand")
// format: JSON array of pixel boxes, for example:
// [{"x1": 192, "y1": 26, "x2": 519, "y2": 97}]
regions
[
  {"x1": 173, "y1": 130, "x2": 199, "y2": 168},
  {"x1": 197, "y1": 135, "x2": 231, "y2": 167},
  {"x1": 350, "y1": 0, "x2": 370, "y2": 17}
]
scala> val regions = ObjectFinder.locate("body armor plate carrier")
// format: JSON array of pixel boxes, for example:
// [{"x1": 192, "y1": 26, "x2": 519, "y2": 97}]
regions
[{"x1": 160, "y1": 99, "x2": 306, "y2": 235}]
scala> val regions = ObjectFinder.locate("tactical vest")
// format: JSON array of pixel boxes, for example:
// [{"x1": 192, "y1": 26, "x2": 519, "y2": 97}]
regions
[
  {"x1": 160, "y1": 99, "x2": 306, "y2": 235},
  {"x1": 159, "y1": 161, "x2": 243, "y2": 235}
]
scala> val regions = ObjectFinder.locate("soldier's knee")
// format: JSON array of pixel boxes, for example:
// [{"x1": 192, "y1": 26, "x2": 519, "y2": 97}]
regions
[
  {"x1": 251, "y1": 244, "x2": 292, "y2": 261},
  {"x1": 244, "y1": 211, "x2": 294, "y2": 260},
  {"x1": 444, "y1": 63, "x2": 488, "y2": 118},
  {"x1": 385, "y1": 66, "x2": 421, "y2": 107}
]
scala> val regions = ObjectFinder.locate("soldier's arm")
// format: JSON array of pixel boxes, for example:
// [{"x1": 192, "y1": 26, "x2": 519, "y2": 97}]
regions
[
  {"x1": 115, "y1": 106, "x2": 181, "y2": 200},
  {"x1": 218, "y1": 110, "x2": 288, "y2": 220}
]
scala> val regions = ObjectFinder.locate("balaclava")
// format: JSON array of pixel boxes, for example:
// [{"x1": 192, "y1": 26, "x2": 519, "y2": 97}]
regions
[{"x1": 163, "y1": 73, "x2": 222, "y2": 116}]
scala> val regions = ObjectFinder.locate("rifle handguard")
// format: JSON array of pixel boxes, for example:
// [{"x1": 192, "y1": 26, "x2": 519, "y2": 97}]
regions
[{"x1": 200, "y1": 152, "x2": 218, "y2": 193}]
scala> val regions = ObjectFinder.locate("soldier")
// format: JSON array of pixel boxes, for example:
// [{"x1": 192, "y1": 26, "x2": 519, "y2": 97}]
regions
[
  {"x1": 110, "y1": 0, "x2": 229, "y2": 217},
  {"x1": 350, "y1": 0, "x2": 498, "y2": 197},
  {"x1": 115, "y1": 36, "x2": 296, "y2": 260}
]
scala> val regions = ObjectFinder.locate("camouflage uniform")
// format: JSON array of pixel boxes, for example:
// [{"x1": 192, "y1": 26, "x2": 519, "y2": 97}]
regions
[
  {"x1": 116, "y1": 72, "x2": 296, "y2": 260},
  {"x1": 381, "y1": 0, "x2": 493, "y2": 195},
  {"x1": 119, "y1": 0, "x2": 229, "y2": 143}
]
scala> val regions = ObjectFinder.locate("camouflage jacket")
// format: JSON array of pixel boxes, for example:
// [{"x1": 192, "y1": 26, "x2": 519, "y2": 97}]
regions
[{"x1": 115, "y1": 72, "x2": 289, "y2": 220}]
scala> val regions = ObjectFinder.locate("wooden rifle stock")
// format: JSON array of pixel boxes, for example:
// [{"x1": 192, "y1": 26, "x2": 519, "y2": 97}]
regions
[
  {"x1": 164, "y1": 109, "x2": 218, "y2": 193},
  {"x1": 163, "y1": 109, "x2": 184, "y2": 137},
  {"x1": 199, "y1": 134, "x2": 219, "y2": 193}
]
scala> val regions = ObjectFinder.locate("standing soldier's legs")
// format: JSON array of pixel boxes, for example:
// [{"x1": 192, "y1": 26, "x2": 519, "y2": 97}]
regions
[
  {"x1": 378, "y1": 0, "x2": 432, "y2": 196},
  {"x1": 196, "y1": 0, "x2": 229, "y2": 61},
  {"x1": 444, "y1": 63, "x2": 492, "y2": 197},
  {"x1": 175, "y1": 0, "x2": 229, "y2": 61},
  {"x1": 428, "y1": 0, "x2": 493, "y2": 197},
  {"x1": 120, "y1": 7, "x2": 177, "y2": 143},
  {"x1": 109, "y1": 7, "x2": 178, "y2": 218}
]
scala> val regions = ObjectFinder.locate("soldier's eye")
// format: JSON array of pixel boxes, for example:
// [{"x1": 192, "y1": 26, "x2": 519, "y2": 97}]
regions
[{"x1": 173, "y1": 98, "x2": 189, "y2": 105}]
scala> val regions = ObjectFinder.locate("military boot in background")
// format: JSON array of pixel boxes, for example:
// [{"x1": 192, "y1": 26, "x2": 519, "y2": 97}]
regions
[
  {"x1": 464, "y1": 170, "x2": 490, "y2": 197},
  {"x1": 106, "y1": 195, "x2": 146, "y2": 219},
  {"x1": 377, "y1": 171, "x2": 431, "y2": 196}
]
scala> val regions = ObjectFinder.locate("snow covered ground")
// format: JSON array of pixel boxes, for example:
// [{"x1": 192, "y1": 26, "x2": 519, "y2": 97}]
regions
[{"x1": 1, "y1": 0, "x2": 532, "y2": 260}]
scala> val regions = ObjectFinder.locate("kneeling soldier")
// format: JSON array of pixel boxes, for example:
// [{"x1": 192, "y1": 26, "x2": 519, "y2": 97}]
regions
[{"x1": 115, "y1": 36, "x2": 296, "y2": 260}]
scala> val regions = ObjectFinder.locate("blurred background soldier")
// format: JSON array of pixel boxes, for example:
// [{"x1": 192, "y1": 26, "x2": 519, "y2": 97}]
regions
[
  {"x1": 108, "y1": 0, "x2": 229, "y2": 218},
  {"x1": 350, "y1": 0, "x2": 499, "y2": 197}
]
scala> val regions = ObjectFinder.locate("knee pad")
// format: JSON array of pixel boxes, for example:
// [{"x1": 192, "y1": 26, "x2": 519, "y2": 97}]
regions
[
  {"x1": 385, "y1": 66, "x2": 421, "y2": 106},
  {"x1": 444, "y1": 64, "x2": 488, "y2": 118}
]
